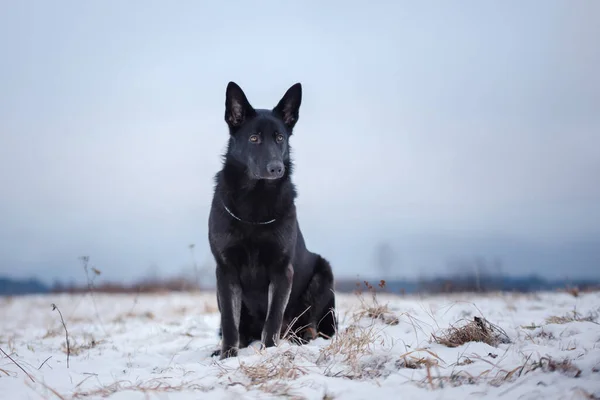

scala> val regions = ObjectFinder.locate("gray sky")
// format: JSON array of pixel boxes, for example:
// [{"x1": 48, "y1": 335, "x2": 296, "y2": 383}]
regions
[{"x1": 1, "y1": 1, "x2": 599, "y2": 284}]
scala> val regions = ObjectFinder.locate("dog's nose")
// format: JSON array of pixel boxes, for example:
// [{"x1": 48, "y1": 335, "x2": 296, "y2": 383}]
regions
[{"x1": 266, "y1": 161, "x2": 285, "y2": 178}]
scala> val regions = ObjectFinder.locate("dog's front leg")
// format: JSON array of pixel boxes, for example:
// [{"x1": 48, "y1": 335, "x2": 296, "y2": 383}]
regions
[
  {"x1": 216, "y1": 265, "x2": 242, "y2": 359},
  {"x1": 262, "y1": 264, "x2": 294, "y2": 348}
]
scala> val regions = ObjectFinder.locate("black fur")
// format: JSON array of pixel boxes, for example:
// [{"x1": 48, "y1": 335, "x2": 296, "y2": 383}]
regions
[{"x1": 208, "y1": 82, "x2": 337, "y2": 359}]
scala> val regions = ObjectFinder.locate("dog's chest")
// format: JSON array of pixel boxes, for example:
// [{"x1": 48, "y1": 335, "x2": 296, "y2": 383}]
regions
[
  {"x1": 236, "y1": 247, "x2": 271, "y2": 314},
  {"x1": 218, "y1": 227, "x2": 291, "y2": 302},
  {"x1": 238, "y1": 249, "x2": 269, "y2": 288}
]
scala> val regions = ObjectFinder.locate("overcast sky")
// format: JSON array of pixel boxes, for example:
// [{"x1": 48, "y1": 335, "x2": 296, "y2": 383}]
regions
[{"x1": 1, "y1": 1, "x2": 599, "y2": 285}]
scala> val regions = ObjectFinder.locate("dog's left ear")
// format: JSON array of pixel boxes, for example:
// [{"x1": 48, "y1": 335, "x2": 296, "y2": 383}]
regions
[{"x1": 273, "y1": 83, "x2": 302, "y2": 129}]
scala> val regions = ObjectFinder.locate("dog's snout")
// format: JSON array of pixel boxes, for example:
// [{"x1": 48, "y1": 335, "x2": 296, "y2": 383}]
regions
[{"x1": 266, "y1": 161, "x2": 285, "y2": 179}]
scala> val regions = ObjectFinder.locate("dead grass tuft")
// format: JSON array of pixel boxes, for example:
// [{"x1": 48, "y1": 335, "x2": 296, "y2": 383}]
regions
[
  {"x1": 356, "y1": 303, "x2": 399, "y2": 326},
  {"x1": 42, "y1": 328, "x2": 62, "y2": 339},
  {"x1": 410, "y1": 353, "x2": 581, "y2": 390},
  {"x1": 457, "y1": 357, "x2": 475, "y2": 366},
  {"x1": 564, "y1": 285, "x2": 580, "y2": 297},
  {"x1": 218, "y1": 349, "x2": 309, "y2": 398},
  {"x1": 238, "y1": 350, "x2": 308, "y2": 385},
  {"x1": 526, "y1": 356, "x2": 581, "y2": 378},
  {"x1": 316, "y1": 309, "x2": 392, "y2": 380},
  {"x1": 354, "y1": 280, "x2": 399, "y2": 325},
  {"x1": 545, "y1": 310, "x2": 598, "y2": 325},
  {"x1": 395, "y1": 349, "x2": 442, "y2": 370},
  {"x1": 318, "y1": 322, "x2": 379, "y2": 367},
  {"x1": 433, "y1": 316, "x2": 510, "y2": 348},
  {"x1": 535, "y1": 330, "x2": 556, "y2": 340},
  {"x1": 416, "y1": 370, "x2": 482, "y2": 389},
  {"x1": 572, "y1": 388, "x2": 600, "y2": 400},
  {"x1": 113, "y1": 311, "x2": 155, "y2": 323},
  {"x1": 68, "y1": 378, "x2": 211, "y2": 398},
  {"x1": 64, "y1": 337, "x2": 105, "y2": 356},
  {"x1": 520, "y1": 323, "x2": 541, "y2": 330}
]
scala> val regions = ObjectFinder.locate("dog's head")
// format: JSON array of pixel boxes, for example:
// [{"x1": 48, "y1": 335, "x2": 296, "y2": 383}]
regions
[{"x1": 223, "y1": 81, "x2": 302, "y2": 180}]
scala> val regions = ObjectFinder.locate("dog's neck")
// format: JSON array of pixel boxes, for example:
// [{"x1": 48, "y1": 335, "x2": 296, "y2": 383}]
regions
[{"x1": 217, "y1": 159, "x2": 296, "y2": 223}]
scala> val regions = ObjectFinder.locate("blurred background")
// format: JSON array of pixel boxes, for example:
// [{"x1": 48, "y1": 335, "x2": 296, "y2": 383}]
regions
[{"x1": 1, "y1": 1, "x2": 599, "y2": 295}]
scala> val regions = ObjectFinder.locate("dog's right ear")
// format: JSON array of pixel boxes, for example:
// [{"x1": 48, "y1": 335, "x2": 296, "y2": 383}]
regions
[{"x1": 225, "y1": 82, "x2": 255, "y2": 129}]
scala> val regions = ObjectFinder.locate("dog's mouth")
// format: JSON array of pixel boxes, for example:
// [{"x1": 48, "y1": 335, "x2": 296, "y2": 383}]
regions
[
  {"x1": 247, "y1": 171, "x2": 283, "y2": 181},
  {"x1": 261, "y1": 175, "x2": 283, "y2": 181},
  {"x1": 248, "y1": 169, "x2": 285, "y2": 181}
]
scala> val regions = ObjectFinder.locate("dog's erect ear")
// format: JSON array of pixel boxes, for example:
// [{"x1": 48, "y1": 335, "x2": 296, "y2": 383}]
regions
[
  {"x1": 225, "y1": 82, "x2": 255, "y2": 128},
  {"x1": 273, "y1": 83, "x2": 302, "y2": 129}
]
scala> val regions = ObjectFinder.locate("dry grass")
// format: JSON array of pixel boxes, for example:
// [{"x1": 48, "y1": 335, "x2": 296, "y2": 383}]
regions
[
  {"x1": 395, "y1": 349, "x2": 443, "y2": 370},
  {"x1": 239, "y1": 350, "x2": 308, "y2": 383},
  {"x1": 535, "y1": 329, "x2": 556, "y2": 340},
  {"x1": 51, "y1": 303, "x2": 71, "y2": 368},
  {"x1": 456, "y1": 357, "x2": 475, "y2": 366},
  {"x1": 112, "y1": 310, "x2": 155, "y2": 323},
  {"x1": 520, "y1": 323, "x2": 541, "y2": 330},
  {"x1": 409, "y1": 353, "x2": 583, "y2": 391},
  {"x1": 564, "y1": 285, "x2": 581, "y2": 298},
  {"x1": 571, "y1": 388, "x2": 600, "y2": 400},
  {"x1": 545, "y1": 310, "x2": 598, "y2": 325},
  {"x1": 559, "y1": 284, "x2": 600, "y2": 298},
  {"x1": 67, "y1": 378, "x2": 212, "y2": 398},
  {"x1": 64, "y1": 337, "x2": 105, "y2": 356},
  {"x1": 433, "y1": 316, "x2": 511, "y2": 348},
  {"x1": 27, "y1": 374, "x2": 212, "y2": 399},
  {"x1": 526, "y1": 356, "x2": 582, "y2": 378},
  {"x1": 214, "y1": 349, "x2": 311, "y2": 399},
  {"x1": 414, "y1": 363, "x2": 511, "y2": 390},
  {"x1": 0, "y1": 346, "x2": 35, "y2": 383},
  {"x1": 355, "y1": 302, "x2": 400, "y2": 326},
  {"x1": 312, "y1": 279, "x2": 430, "y2": 380},
  {"x1": 354, "y1": 280, "x2": 400, "y2": 326},
  {"x1": 42, "y1": 328, "x2": 62, "y2": 339},
  {"x1": 237, "y1": 349, "x2": 309, "y2": 396},
  {"x1": 318, "y1": 321, "x2": 377, "y2": 364},
  {"x1": 316, "y1": 311, "x2": 392, "y2": 380},
  {"x1": 405, "y1": 349, "x2": 517, "y2": 390},
  {"x1": 416, "y1": 370, "x2": 483, "y2": 389}
]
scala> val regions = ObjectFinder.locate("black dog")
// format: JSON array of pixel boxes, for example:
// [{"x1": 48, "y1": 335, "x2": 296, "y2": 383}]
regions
[{"x1": 208, "y1": 82, "x2": 337, "y2": 359}]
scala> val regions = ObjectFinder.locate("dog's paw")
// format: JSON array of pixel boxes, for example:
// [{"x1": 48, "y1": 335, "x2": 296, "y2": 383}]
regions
[
  {"x1": 300, "y1": 326, "x2": 317, "y2": 342},
  {"x1": 288, "y1": 326, "x2": 318, "y2": 345},
  {"x1": 215, "y1": 347, "x2": 238, "y2": 360},
  {"x1": 248, "y1": 340, "x2": 265, "y2": 352}
]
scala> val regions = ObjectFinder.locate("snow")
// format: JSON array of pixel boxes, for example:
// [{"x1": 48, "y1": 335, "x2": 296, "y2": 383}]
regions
[{"x1": 1, "y1": 290, "x2": 599, "y2": 399}]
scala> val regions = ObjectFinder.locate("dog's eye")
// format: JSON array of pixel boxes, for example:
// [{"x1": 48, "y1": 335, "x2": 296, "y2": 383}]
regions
[
  {"x1": 249, "y1": 135, "x2": 260, "y2": 143},
  {"x1": 275, "y1": 133, "x2": 285, "y2": 143}
]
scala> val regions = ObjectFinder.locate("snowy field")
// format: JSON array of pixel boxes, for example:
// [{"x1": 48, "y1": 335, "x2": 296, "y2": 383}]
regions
[{"x1": 1, "y1": 289, "x2": 599, "y2": 399}]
